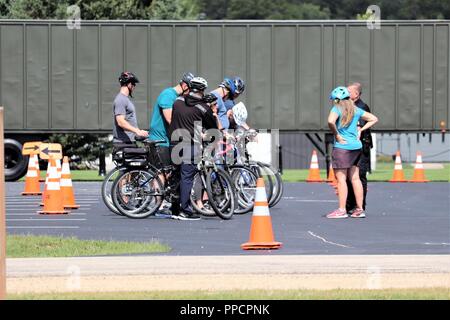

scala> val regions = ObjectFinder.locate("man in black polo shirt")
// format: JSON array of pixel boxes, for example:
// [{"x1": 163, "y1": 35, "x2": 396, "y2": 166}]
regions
[
  {"x1": 169, "y1": 77, "x2": 219, "y2": 220},
  {"x1": 346, "y1": 82, "x2": 373, "y2": 213}
]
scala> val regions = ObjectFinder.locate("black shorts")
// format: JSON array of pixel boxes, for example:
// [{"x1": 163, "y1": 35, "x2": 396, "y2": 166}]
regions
[{"x1": 151, "y1": 145, "x2": 171, "y2": 169}]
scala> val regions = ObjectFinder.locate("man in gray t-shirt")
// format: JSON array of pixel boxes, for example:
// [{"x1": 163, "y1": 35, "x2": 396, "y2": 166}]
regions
[{"x1": 113, "y1": 72, "x2": 148, "y2": 143}]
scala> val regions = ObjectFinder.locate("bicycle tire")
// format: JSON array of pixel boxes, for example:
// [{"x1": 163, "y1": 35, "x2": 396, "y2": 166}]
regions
[
  {"x1": 101, "y1": 167, "x2": 126, "y2": 216},
  {"x1": 205, "y1": 167, "x2": 235, "y2": 220},
  {"x1": 190, "y1": 172, "x2": 216, "y2": 217},
  {"x1": 111, "y1": 169, "x2": 163, "y2": 219},
  {"x1": 230, "y1": 166, "x2": 258, "y2": 214},
  {"x1": 258, "y1": 163, "x2": 284, "y2": 208}
]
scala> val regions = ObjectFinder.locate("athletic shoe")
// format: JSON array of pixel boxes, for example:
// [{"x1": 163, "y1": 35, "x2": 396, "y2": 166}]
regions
[
  {"x1": 154, "y1": 210, "x2": 173, "y2": 219},
  {"x1": 326, "y1": 208, "x2": 348, "y2": 219},
  {"x1": 161, "y1": 200, "x2": 172, "y2": 210},
  {"x1": 350, "y1": 208, "x2": 366, "y2": 218},
  {"x1": 173, "y1": 212, "x2": 201, "y2": 221}
]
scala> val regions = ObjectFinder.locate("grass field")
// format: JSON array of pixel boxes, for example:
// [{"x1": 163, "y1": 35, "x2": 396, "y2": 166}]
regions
[
  {"x1": 281, "y1": 163, "x2": 450, "y2": 183},
  {"x1": 7, "y1": 235, "x2": 171, "y2": 258},
  {"x1": 8, "y1": 288, "x2": 450, "y2": 300},
  {"x1": 24, "y1": 162, "x2": 449, "y2": 182}
]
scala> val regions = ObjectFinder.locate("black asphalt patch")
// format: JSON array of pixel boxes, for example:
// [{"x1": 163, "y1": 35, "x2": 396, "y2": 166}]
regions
[{"x1": 5, "y1": 181, "x2": 450, "y2": 255}]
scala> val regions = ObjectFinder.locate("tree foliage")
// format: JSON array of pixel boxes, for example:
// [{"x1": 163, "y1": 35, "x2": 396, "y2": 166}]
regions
[{"x1": 47, "y1": 133, "x2": 112, "y2": 169}]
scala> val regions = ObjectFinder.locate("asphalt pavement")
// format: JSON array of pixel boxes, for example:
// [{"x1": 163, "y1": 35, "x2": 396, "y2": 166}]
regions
[{"x1": 5, "y1": 181, "x2": 450, "y2": 255}]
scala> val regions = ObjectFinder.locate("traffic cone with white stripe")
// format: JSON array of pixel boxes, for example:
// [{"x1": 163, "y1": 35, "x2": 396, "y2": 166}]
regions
[
  {"x1": 21, "y1": 155, "x2": 41, "y2": 195},
  {"x1": 61, "y1": 156, "x2": 79, "y2": 209},
  {"x1": 306, "y1": 150, "x2": 324, "y2": 182},
  {"x1": 409, "y1": 151, "x2": 429, "y2": 183},
  {"x1": 389, "y1": 151, "x2": 407, "y2": 182},
  {"x1": 38, "y1": 158, "x2": 68, "y2": 214},
  {"x1": 39, "y1": 160, "x2": 51, "y2": 206},
  {"x1": 241, "y1": 178, "x2": 282, "y2": 250},
  {"x1": 327, "y1": 164, "x2": 337, "y2": 186}
]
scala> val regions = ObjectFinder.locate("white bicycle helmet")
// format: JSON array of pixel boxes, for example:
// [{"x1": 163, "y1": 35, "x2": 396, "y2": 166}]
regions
[{"x1": 232, "y1": 102, "x2": 248, "y2": 126}]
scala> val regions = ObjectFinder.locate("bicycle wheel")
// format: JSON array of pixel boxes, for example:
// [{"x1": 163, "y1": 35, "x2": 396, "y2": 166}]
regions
[
  {"x1": 190, "y1": 172, "x2": 216, "y2": 217},
  {"x1": 205, "y1": 167, "x2": 235, "y2": 220},
  {"x1": 111, "y1": 169, "x2": 163, "y2": 219},
  {"x1": 258, "y1": 162, "x2": 284, "y2": 208},
  {"x1": 101, "y1": 167, "x2": 126, "y2": 215},
  {"x1": 230, "y1": 166, "x2": 258, "y2": 214},
  {"x1": 250, "y1": 162, "x2": 274, "y2": 203}
]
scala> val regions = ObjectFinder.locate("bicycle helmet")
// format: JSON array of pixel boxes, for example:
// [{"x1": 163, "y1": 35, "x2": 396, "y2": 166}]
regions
[
  {"x1": 203, "y1": 93, "x2": 218, "y2": 104},
  {"x1": 232, "y1": 102, "x2": 248, "y2": 126},
  {"x1": 119, "y1": 71, "x2": 139, "y2": 86},
  {"x1": 233, "y1": 77, "x2": 245, "y2": 95},
  {"x1": 219, "y1": 77, "x2": 237, "y2": 96},
  {"x1": 180, "y1": 72, "x2": 195, "y2": 87},
  {"x1": 329, "y1": 86, "x2": 350, "y2": 100},
  {"x1": 189, "y1": 77, "x2": 208, "y2": 92}
]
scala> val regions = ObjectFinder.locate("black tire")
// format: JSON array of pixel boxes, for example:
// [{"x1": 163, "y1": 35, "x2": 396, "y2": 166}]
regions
[
  {"x1": 230, "y1": 166, "x2": 258, "y2": 214},
  {"x1": 111, "y1": 169, "x2": 163, "y2": 219},
  {"x1": 205, "y1": 168, "x2": 235, "y2": 220},
  {"x1": 101, "y1": 167, "x2": 126, "y2": 216},
  {"x1": 190, "y1": 172, "x2": 216, "y2": 217},
  {"x1": 250, "y1": 162, "x2": 274, "y2": 203},
  {"x1": 4, "y1": 139, "x2": 28, "y2": 181},
  {"x1": 258, "y1": 162, "x2": 284, "y2": 208}
]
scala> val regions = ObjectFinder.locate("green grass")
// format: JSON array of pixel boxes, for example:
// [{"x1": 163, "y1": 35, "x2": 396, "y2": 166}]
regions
[
  {"x1": 7, "y1": 235, "x2": 171, "y2": 258},
  {"x1": 7, "y1": 288, "x2": 450, "y2": 300},
  {"x1": 282, "y1": 163, "x2": 450, "y2": 183},
  {"x1": 20, "y1": 170, "x2": 104, "y2": 182}
]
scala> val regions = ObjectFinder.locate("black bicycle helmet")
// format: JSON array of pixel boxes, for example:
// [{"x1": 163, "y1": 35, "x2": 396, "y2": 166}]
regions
[
  {"x1": 180, "y1": 72, "x2": 195, "y2": 87},
  {"x1": 119, "y1": 71, "x2": 139, "y2": 86},
  {"x1": 203, "y1": 93, "x2": 218, "y2": 104}
]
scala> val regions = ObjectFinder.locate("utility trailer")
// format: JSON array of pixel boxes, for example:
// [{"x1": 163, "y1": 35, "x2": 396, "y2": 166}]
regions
[{"x1": 1, "y1": 20, "x2": 449, "y2": 180}]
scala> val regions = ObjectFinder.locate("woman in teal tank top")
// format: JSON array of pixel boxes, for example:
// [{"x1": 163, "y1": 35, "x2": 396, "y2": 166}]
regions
[{"x1": 326, "y1": 86, "x2": 378, "y2": 219}]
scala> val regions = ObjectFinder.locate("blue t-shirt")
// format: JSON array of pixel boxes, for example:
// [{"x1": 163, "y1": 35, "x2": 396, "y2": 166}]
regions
[
  {"x1": 149, "y1": 88, "x2": 178, "y2": 147},
  {"x1": 330, "y1": 106, "x2": 365, "y2": 150},
  {"x1": 211, "y1": 91, "x2": 230, "y2": 129},
  {"x1": 224, "y1": 99, "x2": 235, "y2": 111}
]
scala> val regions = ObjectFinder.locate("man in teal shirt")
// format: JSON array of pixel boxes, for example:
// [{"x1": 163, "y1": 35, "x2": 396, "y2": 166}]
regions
[
  {"x1": 149, "y1": 72, "x2": 194, "y2": 151},
  {"x1": 149, "y1": 72, "x2": 194, "y2": 216}
]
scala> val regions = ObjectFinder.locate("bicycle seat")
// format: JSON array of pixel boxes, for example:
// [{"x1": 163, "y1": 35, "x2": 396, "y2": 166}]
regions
[
  {"x1": 122, "y1": 147, "x2": 147, "y2": 155},
  {"x1": 143, "y1": 139, "x2": 166, "y2": 146}
]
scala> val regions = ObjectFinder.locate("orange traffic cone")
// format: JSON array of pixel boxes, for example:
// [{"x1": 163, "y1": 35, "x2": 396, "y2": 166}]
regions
[
  {"x1": 38, "y1": 158, "x2": 69, "y2": 214},
  {"x1": 389, "y1": 151, "x2": 407, "y2": 182},
  {"x1": 409, "y1": 151, "x2": 430, "y2": 183},
  {"x1": 21, "y1": 155, "x2": 41, "y2": 196},
  {"x1": 241, "y1": 178, "x2": 282, "y2": 250},
  {"x1": 61, "y1": 156, "x2": 79, "y2": 209},
  {"x1": 327, "y1": 164, "x2": 337, "y2": 186},
  {"x1": 39, "y1": 160, "x2": 51, "y2": 206},
  {"x1": 306, "y1": 150, "x2": 323, "y2": 182}
]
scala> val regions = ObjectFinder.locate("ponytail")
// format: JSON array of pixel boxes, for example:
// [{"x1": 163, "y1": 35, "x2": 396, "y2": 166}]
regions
[{"x1": 337, "y1": 99, "x2": 355, "y2": 128}]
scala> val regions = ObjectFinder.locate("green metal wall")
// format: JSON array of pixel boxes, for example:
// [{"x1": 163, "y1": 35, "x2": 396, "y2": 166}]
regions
[{"x1": 0, "y1": 20, "x2": 449, "y2": 133}]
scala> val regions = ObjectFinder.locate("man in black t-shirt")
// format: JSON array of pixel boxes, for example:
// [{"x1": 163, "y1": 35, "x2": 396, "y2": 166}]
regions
[
  {"x1": 346, "y1": 82, "x2": 373, "y2": 212},
  {"x1": 168, "y1": 77, "x2": 219, "y2": 220}
]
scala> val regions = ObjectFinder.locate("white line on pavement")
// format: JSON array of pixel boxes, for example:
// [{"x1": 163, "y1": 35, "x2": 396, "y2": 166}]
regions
[
  {"x1": 7, "y1": 226, "x2": 80, "y2": 229},
  {"x1": 423, "y1": 243, "x2": 450, "y2": 246},
  {"x1": 7, "y1": 219, "x2": 86, "y2": 221},
  {"x1": 6, "y1": 213, "x2": 86, "y2": 216},
  {"x1": 308, "y1": 231, "x2": 353, "y2": 249}
]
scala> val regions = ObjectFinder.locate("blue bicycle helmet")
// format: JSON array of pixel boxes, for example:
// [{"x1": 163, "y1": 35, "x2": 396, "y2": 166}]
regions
[
  {"x1": 233, "y1": 77, "x2": 245, "y2": 95},
  {"x1": 220, "y1": 77, "x2": 237, "y2": 96},
  {"x1": 329, "y1": 86, "x2": 350, "y2": 100}
]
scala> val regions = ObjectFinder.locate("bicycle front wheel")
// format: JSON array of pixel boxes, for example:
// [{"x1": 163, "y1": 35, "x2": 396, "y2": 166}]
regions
[{"x1": 205, "y1": 167, "x2": 236, "y2": 220}]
